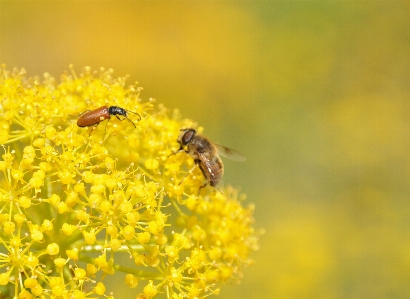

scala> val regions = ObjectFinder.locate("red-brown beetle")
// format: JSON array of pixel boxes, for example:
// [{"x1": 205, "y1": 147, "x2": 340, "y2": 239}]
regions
[{"x1": 77, "y1": 106, "x2": 140, "y2": 128}]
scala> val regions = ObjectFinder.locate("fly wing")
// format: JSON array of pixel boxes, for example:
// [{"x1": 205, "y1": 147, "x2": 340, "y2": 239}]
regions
[
  {"x1": 197, "y1": 152, "x2": 223, "y2": 187},
  {"x1": 214, "y1": 143, "x2": 246, "y2": 162}
]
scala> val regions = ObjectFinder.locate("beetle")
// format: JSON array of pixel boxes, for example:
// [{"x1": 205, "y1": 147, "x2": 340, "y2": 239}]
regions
[{"x1": 76, "y1": 106, "x2": 140, "y2": 128}]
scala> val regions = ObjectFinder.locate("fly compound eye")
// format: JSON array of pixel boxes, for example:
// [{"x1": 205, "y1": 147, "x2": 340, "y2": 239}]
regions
[{"x1": 182, "y1": 129, "x2": 196, "y2": 145}]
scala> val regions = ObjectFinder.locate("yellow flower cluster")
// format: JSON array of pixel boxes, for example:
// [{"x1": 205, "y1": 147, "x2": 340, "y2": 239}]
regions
[{"x1": 0, "y1": 65, "x2": 258, "y2": 299}]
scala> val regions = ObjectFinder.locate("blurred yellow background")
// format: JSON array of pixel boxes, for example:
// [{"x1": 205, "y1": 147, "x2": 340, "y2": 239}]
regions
[{"x1": 1, "y1": 1, "x2": 410, "y2": 298}]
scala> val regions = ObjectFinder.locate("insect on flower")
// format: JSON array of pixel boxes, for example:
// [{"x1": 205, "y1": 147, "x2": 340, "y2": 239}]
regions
[
  {"x1": 76, "y1": 106, "x2": 141, "y2": 129},
  {"x1": 171, "y1": 128, "x2": 246, "y2": 190}
]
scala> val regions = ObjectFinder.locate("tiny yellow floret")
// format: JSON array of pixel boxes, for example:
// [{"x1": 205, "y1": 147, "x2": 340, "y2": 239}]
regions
[
  {"x1": 94, "y1": 282, "x2": 106, "y2": 295},
  {"x1": 47, "y1": 243, "x2": 60, "y2": 255},
  {"x1": 3, "y1": 221, "x2": 16, "y2": 234},
  {"x1": 61, "y1": 223, "x2": 76, "y2": 235},
  {"x1": 42, "y1": 219, "x2": 53, "y2": 231},
  {"x1": 66, "y1": 249, "x2": 79, "y2": 261},
  {"x1": 86, "y1": 263, "x2": 98, "y2": 275},
  {"x1": 18, "y1": 289, "x2": 32, "y2": 299},
  {"x1": 31, "y1": 228, "x2": 43, "y2": 241},
  {"x1": 137, "y1": 231, "x2": 151, "y2": 244},
  {"x1": 123, "y1": 225, "x2": 135, "y2": 240},
  {"x1": 14, "y1": 214, "x2": 26, "y2": 224},
  {"x1": 18, "y1": 196, "x2": 32, "y2": 208},
  {"x1": 54, "y1": 258, "x2": 66, "y2": 268},
  {"x1": 83, "y1": 231, "x2": 96, "y2": 245},
  {"x1": 144, "y1": 158, "x2": 159, "y2": 170},
  {"x1": 125, "y1": 274, "x2": 139, "y2": 288},
  {"x1": 0, "y1": 273, "x2": 10, "y2": 285},
  {"x1": 74, "y1": 268, "x2": 86, "y2": 280},
  {"x1": 143, "y1": 280, "x2": 158, "y2": 297},
  {"x1": 24, "y1": 277, "x2": 38, "y2": 289}
]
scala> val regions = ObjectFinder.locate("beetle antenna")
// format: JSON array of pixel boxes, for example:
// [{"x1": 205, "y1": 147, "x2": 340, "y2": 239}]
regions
[
  {"x1": 125, "y1": 109, "x2": 141, "y2": 121},
  {"x1": 125, "y1": 117, "x2": 137, "y2": 128}
]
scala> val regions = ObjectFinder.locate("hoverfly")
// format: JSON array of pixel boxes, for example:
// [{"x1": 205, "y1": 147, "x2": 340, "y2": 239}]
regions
[{"x1": 172, "y1": 128, "x2": 246, "y2": 191}]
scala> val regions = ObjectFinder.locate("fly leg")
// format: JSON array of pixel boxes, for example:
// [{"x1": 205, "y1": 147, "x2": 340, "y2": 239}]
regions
[
  {"x1": 178, "y1": 163, "x2": 198, "y2": 186},
  {"x1": 198, "y1": 182, "x2": 208, "y2": 195},
  {"x1": 196, "y1": 159, "x2": 210, "y2": 195}
]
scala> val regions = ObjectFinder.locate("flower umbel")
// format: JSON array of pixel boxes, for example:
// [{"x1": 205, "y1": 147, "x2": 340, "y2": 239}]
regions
[{"x1": 0, "y1": 65, "x2": 258, "y2": 298}]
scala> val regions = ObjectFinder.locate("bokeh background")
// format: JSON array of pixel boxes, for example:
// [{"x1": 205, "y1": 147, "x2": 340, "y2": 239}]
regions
[{"x1": 1, "y1": 1, "x2": 410, "y2": 298}]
